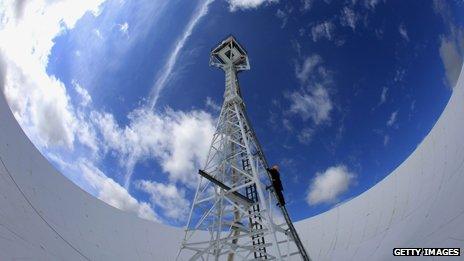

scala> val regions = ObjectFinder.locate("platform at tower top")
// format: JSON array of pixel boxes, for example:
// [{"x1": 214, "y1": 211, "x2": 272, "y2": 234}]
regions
[{"x1": 210, "y1": 35, "x2": 250, "y2": 71}]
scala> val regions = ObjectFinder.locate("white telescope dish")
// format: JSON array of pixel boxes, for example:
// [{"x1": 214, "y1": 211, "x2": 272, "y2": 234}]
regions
[{"x1": 1, "y1": 65, "x2": 463, "y2": 260}]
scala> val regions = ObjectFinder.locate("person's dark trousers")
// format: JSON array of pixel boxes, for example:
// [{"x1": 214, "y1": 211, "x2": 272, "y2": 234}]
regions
[{"x1": 276, "y1": 190, "x2": 285, "y2": 206}]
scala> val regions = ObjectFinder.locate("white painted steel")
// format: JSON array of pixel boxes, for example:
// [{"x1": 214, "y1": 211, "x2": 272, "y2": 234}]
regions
[
  {"x1": 181, "y1": 36, "x2": 299, "y2": 260},
  {"x1": 1, "y1": 59, "x2": 463, "y2": 260}
]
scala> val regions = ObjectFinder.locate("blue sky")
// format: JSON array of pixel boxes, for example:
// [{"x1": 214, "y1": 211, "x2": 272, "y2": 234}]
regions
[{"x1": 1, "y1": 0, "x2": 463, "y2": 225}]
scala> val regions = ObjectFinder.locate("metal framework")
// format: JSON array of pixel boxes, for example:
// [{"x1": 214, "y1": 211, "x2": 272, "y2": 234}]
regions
[{"x1": 178, "y1": 36, "x2": 310, "y2": 260}]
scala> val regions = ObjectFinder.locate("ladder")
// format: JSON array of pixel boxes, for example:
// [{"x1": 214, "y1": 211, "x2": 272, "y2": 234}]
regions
[{"x1": 243, "y1": 157, "x2": 268, "y2": 259}]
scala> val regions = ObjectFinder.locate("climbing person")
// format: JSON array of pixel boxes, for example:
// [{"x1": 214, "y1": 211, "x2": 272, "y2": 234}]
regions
[{"x1": 267, "y1": 165, "x2": 285, "y2": 206}]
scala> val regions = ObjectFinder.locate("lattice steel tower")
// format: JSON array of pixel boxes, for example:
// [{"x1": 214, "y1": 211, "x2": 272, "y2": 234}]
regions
[{"x1": 178, "y1": 36, "x2": 310, "y2": 260}]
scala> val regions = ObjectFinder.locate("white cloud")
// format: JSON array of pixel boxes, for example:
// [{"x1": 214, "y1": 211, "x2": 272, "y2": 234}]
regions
[
  {"x1": 19, "y1": 72, "x2": 76, "y2": 149},
  {"x1": 148, "y1": 0, "x2": 214, "y2": 109},
  {"x1": 94, "y1": 107, "x2": 216, "y2": 188},
  {"x1": 73, "y1": 80, "x2": 92, "y2": 107},
  {"x1": 76, "y1": 112, "x2": 99, "y2": 154},
  {"x1": 0, "y1": 0, "x2": 106, "y2": 150},
  {"x1": 408, "y1": 100, "x2": 416, "y2": 120},
  {"x1": 386, "y1": 110, "x2": 398, "y2": 127},
  {"x1": 379, "y1": 86, "x2": 388, "y2": 105},
  {"x1": 93, "y1": 29, "x2": 103, "y2": 39},
  {"x1": 394, "y1": 68, "x2": 406, "y2": 83},
  {"x1": 364, "y1": 0, "x2": 382, "y2": 10},
  {"x1": 410, "y1": 100, "x2": 416, "y2": 111},
  {"x1": 289, "y1": 86, "x2": 332, "y2": 125},
  {"x1": 78, "y1": 160, "x2": 161, "y2": 222},
  {"x1": 227, "y1": 0, "x2": 277, "y2": 11},
  {"x1": 383, "y1": 134, "x2": 390, "y2": 146},
  {"x1": 119, "y1": 22, "x2": 129, "y2": 34},
  {"x1": 295, "y1": 55, "x2": 322, "y2": 84},
  {"x1": 298, "y1": 127, "x2": 314, "y2": 144},
  {"x1": 306, "y1": 165, "x2": 356, "y2": 205},
  {"x1": 433, "y1": 0, "x2": 463, "y2": 89},
  {"x1": 340, "y1": 7, "x2": 358, "y2": 30},
  {"x1": 205, "y1": 96, "x2": 221, "y2": 112},
  {"x1": 282, "y1": 118, "x2": 293, "y2": 131},
  {"x1": 287, "y1": 55, "x2": 334, "y2": 127},
  {"x1": 0, "y1": 54, "x2": 6, "y2": 91},
  {"x1": 439, "y1": 34, "x2": 464, "y2": 89},
  {"x1": 136, "y1": 180, "x2": 190, "y2": 221},
  {"x1": 159, "y1": 110, "x2": 215, "y2": 185},
  {"x1": 301, "y1": 0, "x2": 313, "y2": 11},
  {"x1": 275, "y1": 9, "x2": 288, "y2": 28},
  {"x1": 13, "y1": 0, "x2": 27, "y2": 19},
  {"x1": 399, "y1": 23, "x2": 409, "y2": 41},
  {"x1": 311, "y1": 21, "x2": 335, "y2": 42}
]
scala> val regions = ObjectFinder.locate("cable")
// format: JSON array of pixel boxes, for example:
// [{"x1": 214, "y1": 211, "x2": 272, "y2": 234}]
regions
[{"x1": 0, "y1": 157, "x2": 92, "y2": 261}]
